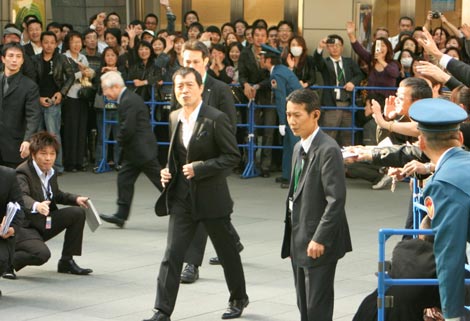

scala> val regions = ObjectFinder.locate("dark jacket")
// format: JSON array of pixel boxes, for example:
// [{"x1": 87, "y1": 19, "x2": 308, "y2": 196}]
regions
[
  {"x1": 0, "y1": 166, "x2": 25, "y2": 232},
  {"x1": 155, "y1": 103, "x2": 240, "y2": 220},
  {"x1": 32, "y1": 51, "x2": 75, "y2": 97},
  {"x1": 0, "y1": 71, "x2": 41, "y2": 165},
  {"x1": 117, "y1": 88, "x2": 158, "y2": 166}
]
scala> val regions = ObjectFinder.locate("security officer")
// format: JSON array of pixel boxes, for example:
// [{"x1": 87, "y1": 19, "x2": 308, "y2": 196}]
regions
[
  {"x1": 260, "y1": 44, "x2": 302, "y2": 188},
  {"x1": 409, "y1": 98, "x2": 469, "y2": 321}
]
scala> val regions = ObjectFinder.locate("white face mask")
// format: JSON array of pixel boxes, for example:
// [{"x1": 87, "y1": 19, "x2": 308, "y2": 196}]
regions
[
  {"x1": 202, "y1": 40, "x2": 212, "y2": 49},
  {"x1": 400, "y1": 57, "x2": 412, "y2": 68},
  {"x1": 290, "y1": 46, "x2": 303, "y2": 57}
]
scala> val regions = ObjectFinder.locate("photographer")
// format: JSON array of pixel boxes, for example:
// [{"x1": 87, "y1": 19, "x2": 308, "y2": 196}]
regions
[{"x1": 424, "y1": 11, "x2": 462, "y2": 52}]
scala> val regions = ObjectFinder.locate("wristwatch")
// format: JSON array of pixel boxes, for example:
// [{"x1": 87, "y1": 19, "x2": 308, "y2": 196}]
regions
[{"x1": 424, "y1": 162, "x2": 432, "y2": 174}]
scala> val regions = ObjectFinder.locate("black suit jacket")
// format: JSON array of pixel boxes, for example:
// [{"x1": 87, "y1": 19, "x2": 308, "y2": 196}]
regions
[
  {"x1": 155, "y1": 103, "x2": 240, "y2": 220},
  {"x1": 447, "y1": 58, "x2": 470, "y2": 87},
  {"x1": 312, "y1": 50, "x2": 364, "y2": 107},
  {"x1": 0, "y1": 166, "x2": 25, "y2": 232},
  {"x1": 0, "y1": 72, "x2": 41, "y2": 165},
  {"x1": 16, "y1": 160, "x2": 79, "y2": 242},
  {"x1": 171, "y1": 74, "x2": 237, "y2": 132},
  {"x1": 117, "y1": 89, "x2": 158, "y2": 166},
  {"x1": 281, "y1": 130, "x2": 352, "y2": 267},
  {"x1": 238, "y1": 45, "x2": 270, "y2": 89}
]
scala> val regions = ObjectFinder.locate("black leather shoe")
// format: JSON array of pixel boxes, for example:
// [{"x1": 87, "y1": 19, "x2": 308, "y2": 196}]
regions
[
  {"x1": 2, "y1": 267, "x2": 16, "y2": 280},
  {"x1": 221, "y1": 297, "x2": 249, "y2": 319},
  {"x1": 280, "y1": 182, "x2": 290, "y2": 189},
  {"x1": 58, "y1": 259, "x2": 93, "y2": 275},
  {"x1": 260, "y1": 170, "x2": 270, "y2": 178},
  {"x1": 209, "y1": 242, "x2": 244, "y2": 265},
  {"x1": 143, "y1": 311, "x2": 171, "y2": 321},
  {"x1": 99, "y1": 214, "x2": 125, "y2": 228},
  {"x1": 180, "y1": 264, "x2": 199, "y2": 283},
  {"x1": 275, "y1": 176, "x2": 289, "y2": 184}
]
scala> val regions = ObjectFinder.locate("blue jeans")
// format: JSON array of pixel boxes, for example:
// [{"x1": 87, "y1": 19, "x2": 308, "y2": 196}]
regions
[
  {"x1": 41, "y1": 104, "x2": 63, "y2": 172},
  {"x1": 95, "y1": 108, "x2": 120, "y2": 166}
]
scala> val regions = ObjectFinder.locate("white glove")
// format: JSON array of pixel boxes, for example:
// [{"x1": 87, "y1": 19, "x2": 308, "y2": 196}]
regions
[{"x1": 279, "y1": 125, "x2": 286, "y2": 136}]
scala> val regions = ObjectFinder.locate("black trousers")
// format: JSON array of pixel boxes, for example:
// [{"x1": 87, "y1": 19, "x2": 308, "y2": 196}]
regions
[
  {"x1": 62, "y1": 97, "x2": 88, "y2": 169},
  {"x1": 116, "y1": 157, "x2": 162, "y2": 220},
  {"x1": 155, "y1": 209, "x2": 247, "y2": 316},
  {"x1": 14, "y1": 206, "x2": 85, "y2": 271},
  {"x1": 292, "y1": 260, "x2": 338, "y2": 321},
  {"x1": 184, "y1": 221, "x2": 241, "y2": 266},
  {"x1": 0, "y1": 237, "x2": 14, "y2": 273}
]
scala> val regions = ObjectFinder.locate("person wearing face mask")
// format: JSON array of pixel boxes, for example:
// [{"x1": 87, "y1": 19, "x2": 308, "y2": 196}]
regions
[
  {"x1": 285, "y1": 35, "x2": 317, "y2": 89},
  {"x1": 397, "y1": 49, "x2": 415, "y2": 83}
]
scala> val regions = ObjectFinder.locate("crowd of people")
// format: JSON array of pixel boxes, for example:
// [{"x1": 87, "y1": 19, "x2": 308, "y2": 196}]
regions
[{"x1": 1, "y1": 2, "x2": 470, "y2": 321}]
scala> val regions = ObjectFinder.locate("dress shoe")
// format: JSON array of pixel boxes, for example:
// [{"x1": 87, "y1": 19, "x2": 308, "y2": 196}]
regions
[
  {"x1": 58, "y1": 259, "x2": 93, "y2": 275},
  {"x1": 260, "y1": 170, "x2": 270, "y2": 178},
  {"x1": 275, "y1": 176, "x2": 289, "y2": 184},
  {"x1": 280, "y1": 182, "x2": 290, "y2": 189},
  {"x1": 142, "y1": 311, "x2": 171, "y2": 321},
  {"x1": 209, "y1": 242, "x2": 244, "y2": 265},
  {"x1": 2, "y1": 267, "x2": 16, "y2": 280},
  {"x1": 99, "y1": 213, "x2": 125, "y2": 228},
  {"x1": 180, "y1": 264, "x2": 199, "y2": 283},
  {"x1": 221, "y1": 297, "x2": 249, "y2": 319}
]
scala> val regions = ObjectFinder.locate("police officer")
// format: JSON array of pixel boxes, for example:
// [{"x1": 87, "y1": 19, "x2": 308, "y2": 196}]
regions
[
  {"x1": 409, "y1": 98, "x2": 469, "y2": 321},
  {"x1": 260, "y1": 44, "x2": 302, "y2": 188}
]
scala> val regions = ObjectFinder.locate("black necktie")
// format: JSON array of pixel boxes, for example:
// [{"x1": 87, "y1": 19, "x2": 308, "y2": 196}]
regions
[
  {"x1": 294, "y1": 147, "x2": 307, "y2": 192},
  {"x1": 2, "y1": 75, "x2": 8, "y2": 95}
]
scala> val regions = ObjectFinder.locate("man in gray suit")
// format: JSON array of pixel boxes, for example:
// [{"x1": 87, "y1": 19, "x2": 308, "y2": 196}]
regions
[{"x1": 281, "y1": 89, "x2": 352, "y2": 321}]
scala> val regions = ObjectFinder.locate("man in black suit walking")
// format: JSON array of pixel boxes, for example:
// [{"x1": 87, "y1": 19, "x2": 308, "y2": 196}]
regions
[
  {"x1": 144, "y1": 67, "x2": 248, "y2": 321},
  {"x1": 175, "y1": 41, "x2": 242, "y2": 283},
  {"x1": 99, "y1": 71, "x2": 163, "y2": 227},
  {"x1": 0, "y1": 42, "x2": 41, "y2": 168},
  {"x1": 281, "y1": 89, "x2": 352, "y2": 321}
]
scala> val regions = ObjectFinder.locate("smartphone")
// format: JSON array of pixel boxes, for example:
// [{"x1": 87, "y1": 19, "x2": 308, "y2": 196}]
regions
[{"x1": 375, "y1": 40, "x2": 382, "y2": 54}]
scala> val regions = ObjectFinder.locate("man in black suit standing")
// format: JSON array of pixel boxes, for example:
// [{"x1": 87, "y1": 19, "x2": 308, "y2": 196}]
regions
[
  {"x1": 0, "y1": 165, "x2": 25, "y2": 289},
  {"x1": 313, "y1": 34, "x2": 364, "y2": 146},
  {"x1": 175, "y1": 41, "x2": 242, "y2": 283},
  {"x1": 144, "y1": 67, "x2": 248, "y2": 321},
  {"x1": 281, "y1": 89, "x2": 352, "y2": 321},
  {"x1": 99, "y1": 71, "x2": 163, "y2": 227},
  {"x1": 0, "y1": 42, "x2": 41, "y2": 168}
]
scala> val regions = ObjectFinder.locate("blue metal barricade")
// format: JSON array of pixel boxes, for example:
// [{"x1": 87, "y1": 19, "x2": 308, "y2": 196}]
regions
[
  {"x1": 377, "y1": 228, "x2": 470, "y2": 321},
  {"x1": 94, "y1": 83, "x2": 397, "y2": 176}
]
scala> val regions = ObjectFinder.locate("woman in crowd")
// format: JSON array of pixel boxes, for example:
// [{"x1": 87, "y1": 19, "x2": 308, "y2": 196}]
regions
[
  {"x1": 347, "y1": 21, "x2": 400, "y2": 102},
  {"x1": 284, "y1": 35, "x2": 316, "y2": 88},
  {"x1": 221, "y1": 22, "x2": 235, "y2": 41},
  {"x1": 93, "y1": 47, "x2": 125, "y2": 172},
  {"x1": 224, "y1": 32, "x2": 239, "y2": 46},
  {"x1": 394, "y1": 36, "x2": 420, "y2": 59},
  {"x1": 432, "y1": 27, "x2": 449, "y2": 52},
  {"x1": 62, "y1": 31, "x2": 95, "y2": 172},
  {"x1": 183, "y1": 10, "x2": 199, "y2": 35},
  {"x1": 397, "y1": 49, "x2": 415, "y2": 82},
  {"x1": 208, "y1": 44, "x2": 232, "y2": 83},
  {"x1": 126, "y1": 41, "x2": 161, "y2": 102}
]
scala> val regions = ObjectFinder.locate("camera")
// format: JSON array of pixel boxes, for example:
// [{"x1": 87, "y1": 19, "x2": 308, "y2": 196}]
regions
[
  {"x1": 326, "y1": 37, "x2": 336, "y2": 45},
  {"x1": 45, "y1": 97, "x2": 56, "y2": 105},
  {"x1": 432, "y1": 11, "x2": 441, "y2": 19}
]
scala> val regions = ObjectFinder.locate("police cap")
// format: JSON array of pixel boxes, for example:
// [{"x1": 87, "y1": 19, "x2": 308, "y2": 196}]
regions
[
  {"x1": 409, "y1": 98, "x2": 468, "y2": 132},
  {"x1": 260, "y1": 44, "x2": 281, "y2": 58}
]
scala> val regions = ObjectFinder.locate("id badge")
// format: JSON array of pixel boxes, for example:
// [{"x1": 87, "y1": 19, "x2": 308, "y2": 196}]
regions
[{"x1": 45, "y1": 216, "x2": 52, "y2": 230}]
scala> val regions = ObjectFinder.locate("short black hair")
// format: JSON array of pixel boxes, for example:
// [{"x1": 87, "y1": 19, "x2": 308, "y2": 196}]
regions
[
  {"x1": 26, "y1": 19, "x2": 42, "y2": 29},
  {"x1": 106, "y1": 12, "x2": 121, "y2": 24},
  {"x1": 184, "y1": 10, "x2": 199, "y2": 25},
  {"x1": 145, "y1": 13, "x2": 159, "y2": 25},
  {"x1": 40, "y1": 30, "x2": 57, "y2": 42},
  {"x1": 277, "y1": 20, "x2": 294, "y2": 32},
  {"x1": 401, "y1": 77, "x2": 432, "y2": 102},
  {"x1": 46, "y1": 22, "x2": 62, "y2": 31},
  {"x1": 62, "y1": 23, "x2": 73, "y2": 31},
  {"x1": 83, "y1": 28, "x2": 98, "y2": 38},
  {"x1": 327, "y1": 34, "x2": 344, "y2": 45},
  {"x1": 188, "y1": 22, "x2": 204, "y2": 34},
  {"x1": 399, "y1": 16, "x2": 414, "y2": 26},
  {"x1": 173, "y1": 67, "x2": 203, "y2": 86},
  {"x1": 233, "y1": 19, "x2": 248, "y2": 29},
  {"x1": 287, "y1": 89, "x2": 321, "y2": 113},
  {"x1": 2, "y1": 42, "x2": 24, "y2": 57},
  {"x1": 23, "y1": 14, "x2": 39, "y2": 24},
  {"x1": 129, "y1": 19, "x2": 145, "y2": 30}
]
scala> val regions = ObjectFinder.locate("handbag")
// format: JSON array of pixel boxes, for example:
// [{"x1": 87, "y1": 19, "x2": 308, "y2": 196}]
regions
[{"x1": 78, "y1": 76, "x2": 96, "y2": 102}]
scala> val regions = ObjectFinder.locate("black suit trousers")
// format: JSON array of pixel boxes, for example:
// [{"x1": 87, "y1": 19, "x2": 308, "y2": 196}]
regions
[
  {"x1": 15, "y1": 207, "x2": 85, "y2": 270},
  {"x1": 292, "y1": 260, "x2": 338, "y2": 321},
  {"x1": 0, "y1": 237, "x2": 14, "y2": 273},
  {"x1": 155, "y1": 208, "x2": 247, "y2": 315},
  {"x1": 184, "y1": 221, "x2": 241, "y2": 266},
  {"x1": 116, "y1": 157, "x2": 162, "y2": 220}
]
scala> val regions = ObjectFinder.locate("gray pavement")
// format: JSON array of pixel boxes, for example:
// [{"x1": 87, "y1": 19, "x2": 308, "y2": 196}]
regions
[{"x1": 0, "y1": 170, "x2": 410, "y2": 321}]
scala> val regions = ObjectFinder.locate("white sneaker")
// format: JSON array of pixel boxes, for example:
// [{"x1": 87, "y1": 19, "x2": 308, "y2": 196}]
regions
[{"x1": 372, "y1": 175, "x2": 393, "y2": 190}]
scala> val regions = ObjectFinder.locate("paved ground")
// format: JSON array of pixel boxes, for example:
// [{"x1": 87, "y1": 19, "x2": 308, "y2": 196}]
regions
[{"x1": 0, "y1": 170, "x2": 410, "y2": 321}]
